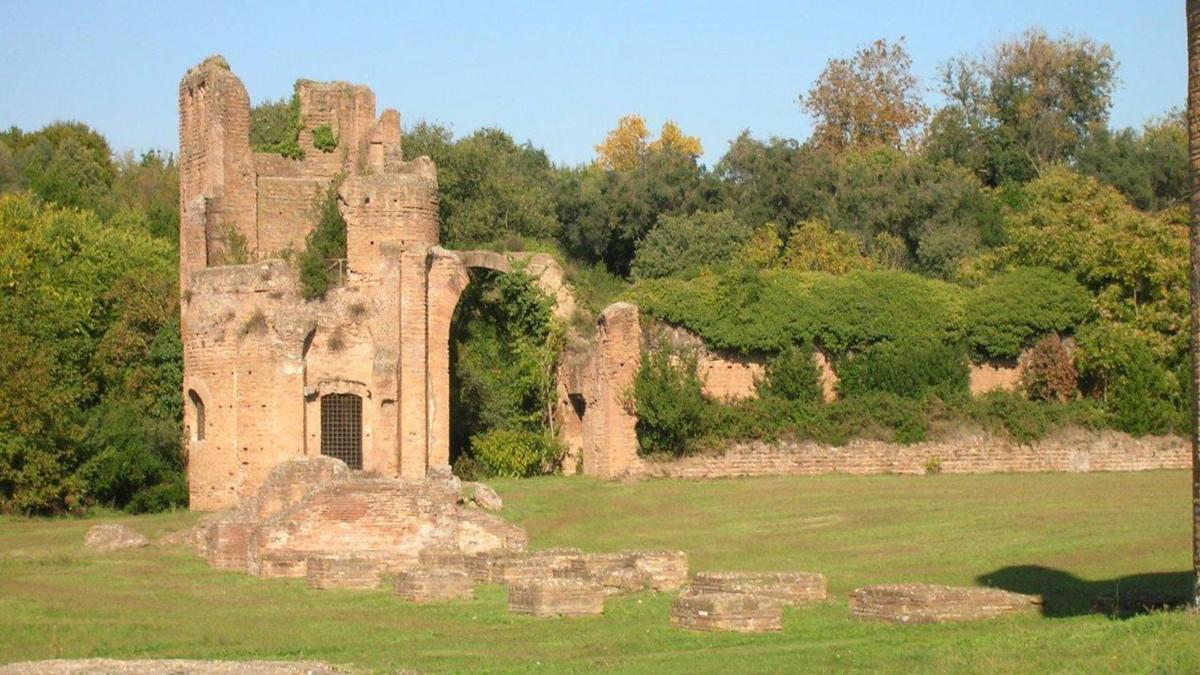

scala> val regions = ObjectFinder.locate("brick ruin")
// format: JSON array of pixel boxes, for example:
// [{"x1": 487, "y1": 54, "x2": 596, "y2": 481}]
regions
[{"x1": 179, "y1": 56, "x2": 638, "y2": 510}]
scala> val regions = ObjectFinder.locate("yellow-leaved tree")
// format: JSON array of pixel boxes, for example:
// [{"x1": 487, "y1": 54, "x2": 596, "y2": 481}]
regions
[{"x1": 595, "y1": 115, "x2": 703, "y2": 170}]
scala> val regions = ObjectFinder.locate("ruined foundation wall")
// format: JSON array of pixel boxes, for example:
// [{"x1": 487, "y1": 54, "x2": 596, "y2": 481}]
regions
[{"x1": 629, "y1": 428, "x2": 1188, "y2": 480}]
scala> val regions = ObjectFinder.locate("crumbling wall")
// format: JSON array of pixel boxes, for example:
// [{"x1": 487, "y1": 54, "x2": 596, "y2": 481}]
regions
[
  {"x1": 580, "y1": 303, "x2": 641, "y2": 478},
  {"x1": 178, "y1": 55, "x2": 257, "y2": 277}
]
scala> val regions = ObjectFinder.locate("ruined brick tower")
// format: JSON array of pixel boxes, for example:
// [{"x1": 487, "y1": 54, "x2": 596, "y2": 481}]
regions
[{"x1": 179, "y1": 56, "x2": 638, "y2": 511}]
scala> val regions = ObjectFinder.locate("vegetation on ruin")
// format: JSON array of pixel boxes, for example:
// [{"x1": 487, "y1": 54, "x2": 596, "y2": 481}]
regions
[
  {"x1": 297, "y1": 183, "x2": 348, "y2": 301},
  {"x1": 310, "y1": 125, "x2": 336, "y2": 153},
  {"x1": 449, "y1": 267, "x2": 565, "y2": 477},
  {"x1": 249, "y1": 92, "x2": 304, "y2": 160},
  {"x1": 0, "y1": 27, "x2": 1193, "y2": 511},
  {"x1": 0, "y1": 471, "x2": 1197, "y2": 672}
]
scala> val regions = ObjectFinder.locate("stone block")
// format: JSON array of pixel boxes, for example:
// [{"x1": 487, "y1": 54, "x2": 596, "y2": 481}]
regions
[
  {"x1": 631, "y1": 549, "x2": 688, "y2": 591},
  {"x1": 670, "y1": 592, "x2": 783, "y2": 633},
  {"x1": 394, "y1": 569, "x2": 474, "y2": 602},
  {"x1": 306, "y1": 555, "x2": 381, "y2": 590},
  {"x1": 418, "y1": 544, "x2": 467, "y2": 571},
  {"x1": 257, "y1": 550, "x2": 308, "y2": 579},
  {"x1": 84, "y1": 524, "x2": 149, "y2": 553},
  {"x1": 848, "y1": 583, "x2": 1042, "y2": 624},
  {"x1": 508, "y1": 578, "x2": 605, "y2": 618},
  {"x1": 689, "y1": 571, "x2": 826, "y2": 605},
  {"x1": 208, "y1": 520, "x2": 256, "y2": 572},
  {"x1": 468, "y1": 550, "x2": 558, "y2": 585}
]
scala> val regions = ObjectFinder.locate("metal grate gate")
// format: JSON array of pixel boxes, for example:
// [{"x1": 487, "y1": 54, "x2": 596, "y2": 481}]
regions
[{"x1": 320, "y1": 393, "x2": 363, "y2": 469}]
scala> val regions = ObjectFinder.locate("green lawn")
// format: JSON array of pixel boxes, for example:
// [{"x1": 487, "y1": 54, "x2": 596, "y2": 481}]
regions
[{"x1": 1, "y1": 471, "x2": 1197, "y2": 673}]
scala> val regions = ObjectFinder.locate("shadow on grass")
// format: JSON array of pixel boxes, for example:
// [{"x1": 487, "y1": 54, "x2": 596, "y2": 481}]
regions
[{"x1": 977, "y1": 565, "x2": 1192, "y2": 618}]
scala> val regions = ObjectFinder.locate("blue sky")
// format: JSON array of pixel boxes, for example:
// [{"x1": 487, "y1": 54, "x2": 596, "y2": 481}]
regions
[{"x1": 0, "y1": 0, "x2": 1184, "y2": 166}]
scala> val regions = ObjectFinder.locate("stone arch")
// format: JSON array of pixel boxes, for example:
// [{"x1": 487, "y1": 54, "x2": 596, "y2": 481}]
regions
[{"x1": 424, "y1": 248, "x2": 579, "y2": 470}]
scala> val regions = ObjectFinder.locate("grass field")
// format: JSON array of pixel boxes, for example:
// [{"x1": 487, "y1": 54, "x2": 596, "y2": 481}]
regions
[{"x1": 1, "y1": 471, "x2": 1198, "y2": 673}]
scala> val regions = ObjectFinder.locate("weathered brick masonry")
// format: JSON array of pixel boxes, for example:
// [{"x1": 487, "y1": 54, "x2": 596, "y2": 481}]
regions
[
  {"x1": 629, "y1": 428, "x2": 1188, "y2": 479},
  {"x1": 179, "y1": 56, "x2": 639, "y2": 508}
]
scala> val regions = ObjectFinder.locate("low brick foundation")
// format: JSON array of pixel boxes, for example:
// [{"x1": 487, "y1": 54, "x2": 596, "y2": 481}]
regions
[
  {"x1": 394, "y1": 569, "x2": 474, "y2": 602},
  {"x1": 469, "y1": 551, "x2": 553, "y2": 585},
  {"x1": 631, "y1": 550, "x2": 689, "y2": 591},
  {"x1": 670, "y1": 592, "x2": 783, "y2": 633},
  {"x1": 848, "y1": 584, "x2": 1042, "y2": 624},
  {"x1": 561, "y1": 550, "x2": 689, "y2": 595},
  {"x1": 306, "y1": 555, "x2": 382, "y2": 590},
  {"x1": 508, "y1": 578, "x2": 605, "y2": 618},
  {"x1": 418, "y1": 545, "x2": 468, "y2": 571},
  {"x1": 689, "y1": 571, "x2": 826, "y2": 605},
  {"x1": 193, "y1": 459, "x2": 527, "y2": 581},
  {"x1": 257, "y1": 549, "x2": 308, "y2": 579},
  {"x1": 630, "y1": 428, "x2": 1187, "y2": 480}
]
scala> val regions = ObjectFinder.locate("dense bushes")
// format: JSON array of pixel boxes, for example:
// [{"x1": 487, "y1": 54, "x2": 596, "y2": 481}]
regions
[
  {"x1": 631, "y1": 348, "x2": 712, "y2": 456},
  {"x1": 0, "y1": 194, "x2": 183, "y2": 514},
  {"x1": 836, "y1": 340, "x2": 969, "y2": 399},
  {"x1": 758, "y1": 344, "x2": 823, "y2": 403},
  {"x1": 249, "y1": 93, "x2": 303, "y2": 159},
  {"x1": 965, "y1": 268, "x2": 1091, "y2": 360},
  {"x1": 449, "y1": 267, "x2": 564, "y2": 475},
  {"x1": 631, "y1": 210, "x2": 753, "y2": 279},
  {"x1": 470, "y1": 429, "x2": 563, "y2": 478},
  {"x1": 632, "y1": 267, "x2": 966, "y2": 354}
]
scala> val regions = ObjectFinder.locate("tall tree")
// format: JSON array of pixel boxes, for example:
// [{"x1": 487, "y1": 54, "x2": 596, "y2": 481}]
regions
[
  {"x1": 799, "y1": 38, "x2": 928, "y2": 152},
  {"x1": 1186, "y1": 0, "x2": 1200, "y2": 607},
  {"x1": 928, "y1": 29, "x2": 1117, "y2": 185}
]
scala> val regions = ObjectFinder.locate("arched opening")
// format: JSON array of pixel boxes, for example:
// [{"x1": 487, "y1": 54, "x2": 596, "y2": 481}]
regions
[
  {"x1": 448, "y1": 267, "x2": 560, "y2": 476},
  {"x1": 188, "y1": 389, "x2": 206, "y2": 441},
  {"x1": 320, "y1": 392, "x2": 363, "y2": 470}
]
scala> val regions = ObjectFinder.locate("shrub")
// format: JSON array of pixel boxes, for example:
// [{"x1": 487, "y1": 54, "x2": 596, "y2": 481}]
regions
[
  {"x1": 311, "y1": 125, "x2": 337, "y2": 153},
  {"x1": 1020, "y1": 334, "x2": 1078, "y2": 402},
  {"x1": 298, "y1": 184, "x2": 348, "y2": 300},
  {"x1": 827, "y1": 393, "x2": 930, "y2": 444},
  {"x1": 1075, "y1": 322, "x2": 1184, "y2": 435},
  {"x1": 632, "y1": 348, "x2": 712, "y2": 456},
  {"x1": 471, "y1": 429, "x2": 562, "y2": 478},
  {"x1": 249, "y1": 93, "x2": 303, "y2": 160},
  {"x1": 631, "y1": 267, "x2": 967, "y2": 355},
  {"x1": 836, "y1": 340, "x2": 969, "y2": 399},
  {"x1": 965, "y1": 267, "x2": 1091, "y2": 360},
  {"x1": 758, "y1": 343, "x2": 822, "y2": 403},
  {"x1": 631, "y1": 210, "x2": 754, "y2": 279},
  {"x1": 965, "y1": 390, "x2": 1104, "y2": 444}
]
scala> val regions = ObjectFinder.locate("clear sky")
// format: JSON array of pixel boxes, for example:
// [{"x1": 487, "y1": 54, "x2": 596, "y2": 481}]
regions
[{"x1": 0, "y1": 0, "x2": 1185, "y2": 166}]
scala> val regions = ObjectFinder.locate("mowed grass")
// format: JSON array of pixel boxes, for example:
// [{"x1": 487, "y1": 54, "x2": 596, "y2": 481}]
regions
[{"x1": 1, "y1": 471, "x2": 1199, "y2": 673}]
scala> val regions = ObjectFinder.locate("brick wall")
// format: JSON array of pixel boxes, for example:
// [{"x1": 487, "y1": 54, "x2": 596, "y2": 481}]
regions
[{"x1": 629, "y1": 428, "x2": 1188, "y2": 479}]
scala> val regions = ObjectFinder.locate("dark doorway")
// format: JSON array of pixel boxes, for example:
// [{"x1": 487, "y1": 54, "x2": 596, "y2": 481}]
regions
[{"x1": 320, "y1": 393, "x2": 363, "y2": 469}]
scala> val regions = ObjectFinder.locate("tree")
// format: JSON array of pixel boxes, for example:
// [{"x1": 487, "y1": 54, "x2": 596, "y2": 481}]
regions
[
  {"x1": 405, "y1": 125, "x2": 559, "y2": 247},
  {"x1": 1185, "y1": 0, "x2": 1200, "y2": 607},
  {"x1": 1001, "y1": 168, "x2": 1188, "y2": 357},
  {"x1": 715, "y1": 131, "x2": 837, "y2": 229},
  {"x1": 1075, "y1": 110, "x2": 1188, "y2": 211},
  {"x1": 827, "y1": 147, "x2": 1003, "y2": 278},
  {"x1": 799, "y1": 38, "x2": 928, "y2": 152},
  {"x1": 558, "y1": 149, "x2": 720, "y2": 275},
  {"x1": 928, "y1": 29, "x2": 1118, "y2": 185},
  {"x1": 594, "y1": 115, "x2": 703, "y2": 170},
  {"x1": 630, "y1": 210, "x2": 754, "y2": 279}
]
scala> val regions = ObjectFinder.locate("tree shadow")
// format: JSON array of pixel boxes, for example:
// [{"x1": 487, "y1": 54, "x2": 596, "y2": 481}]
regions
[{"x1": 976, "y1": 565, "x2": 1192, "y2": 618}]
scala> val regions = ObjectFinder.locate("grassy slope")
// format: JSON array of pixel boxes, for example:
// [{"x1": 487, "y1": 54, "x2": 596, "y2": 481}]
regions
[{"x1": 0, "y1": 471, "x2": 1197, "y2": 673}]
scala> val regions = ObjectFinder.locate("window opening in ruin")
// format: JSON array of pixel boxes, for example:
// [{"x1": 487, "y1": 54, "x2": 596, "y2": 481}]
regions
[
  {"x1": 188, "y1": 389, "x2": 206, "y2": 441},
  {"x1": 320, "y1": 393, "x2": 363, "y2": 469}
]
